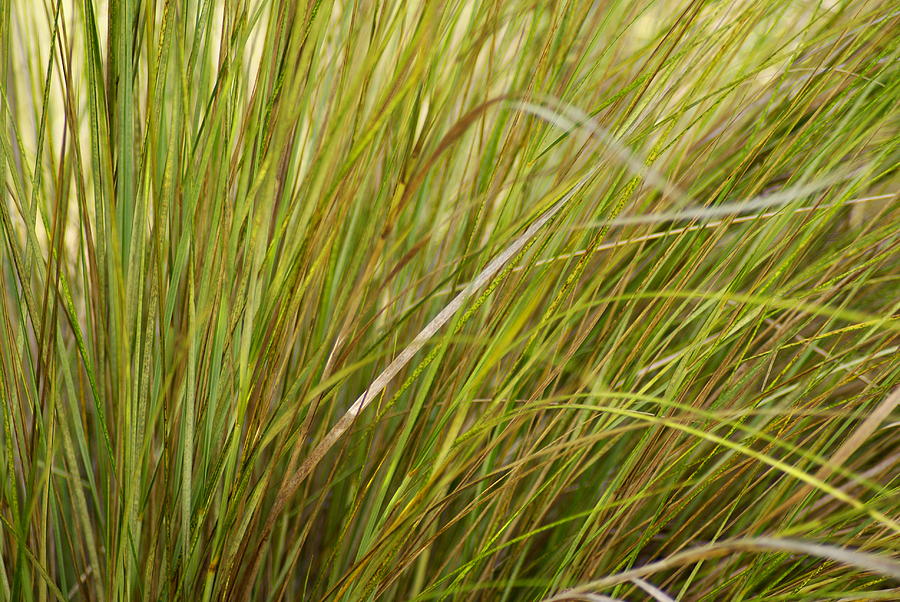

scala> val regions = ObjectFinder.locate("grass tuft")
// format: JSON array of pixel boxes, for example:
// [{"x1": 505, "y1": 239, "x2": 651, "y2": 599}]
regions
[{"x1": 1, "y1": 0, "x2": 898, "y2": 600}]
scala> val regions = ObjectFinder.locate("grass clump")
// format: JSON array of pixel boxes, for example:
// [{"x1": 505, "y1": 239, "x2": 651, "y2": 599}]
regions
[{"x1": 1, "y1": 0, "x2": 898, "y2": 600}]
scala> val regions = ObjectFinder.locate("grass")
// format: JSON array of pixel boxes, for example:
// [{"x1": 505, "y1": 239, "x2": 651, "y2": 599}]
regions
[{"x1": 0, "y1": 0, "x2": 898, "y2": 599}]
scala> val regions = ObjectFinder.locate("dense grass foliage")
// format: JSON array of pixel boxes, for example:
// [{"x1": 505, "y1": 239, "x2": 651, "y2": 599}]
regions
[{"x1": 1, "y1": 0, "x2": 899, "y2": 599}]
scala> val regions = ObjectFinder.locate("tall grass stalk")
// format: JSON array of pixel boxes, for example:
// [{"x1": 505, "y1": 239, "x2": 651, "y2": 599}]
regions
[{"x1": 1, "y1": 0, "x2": 898, "y2": 600}]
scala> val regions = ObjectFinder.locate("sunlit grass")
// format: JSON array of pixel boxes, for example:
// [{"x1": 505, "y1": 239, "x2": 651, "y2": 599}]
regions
[{"x1": 0, "y1": 0, "x2": 898, "y2": 600}]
